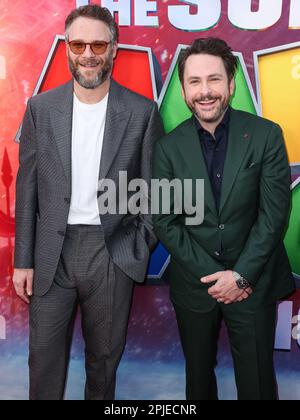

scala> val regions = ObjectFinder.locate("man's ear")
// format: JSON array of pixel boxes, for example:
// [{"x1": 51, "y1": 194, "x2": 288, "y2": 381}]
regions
[
  {"x1": 65, "y1": 36, "x2": 69, "y2": 58},
  {"x1": 181, "y1": 85, "x2": 186, "y2": 100},
  {"x1": 112, "y1": 43, "x2": 118, "y2": 59},
  {"x1": 229, "y1": 77, "x2": 235, "y2": 96}
]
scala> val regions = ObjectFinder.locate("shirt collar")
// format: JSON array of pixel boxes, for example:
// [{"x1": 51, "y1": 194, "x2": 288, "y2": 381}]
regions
[{"x1": 194, "y1": 106, "x2": 231, "y2": 135}]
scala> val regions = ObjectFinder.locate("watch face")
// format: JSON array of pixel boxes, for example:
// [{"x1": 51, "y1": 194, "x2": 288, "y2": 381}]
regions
[{"x1": 237, "y1": 278, "x2": 250, "y2": 290}]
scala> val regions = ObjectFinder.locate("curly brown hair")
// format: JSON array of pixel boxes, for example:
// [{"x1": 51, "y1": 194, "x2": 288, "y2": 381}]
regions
[
  {"x1": 65, "y1": 5, "x2": 119, "y2": 44},
  {"x1": 178, "y1": 38, "x2": 238, "y2": 84}
]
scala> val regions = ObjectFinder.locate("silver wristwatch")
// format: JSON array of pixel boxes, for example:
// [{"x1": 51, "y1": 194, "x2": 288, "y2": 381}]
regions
[{"x1": 232, "y1": 271, "x2": 250, "y2": 290}]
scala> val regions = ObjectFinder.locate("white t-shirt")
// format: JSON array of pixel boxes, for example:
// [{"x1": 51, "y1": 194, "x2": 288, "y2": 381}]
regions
[{"x1": 68, "y1": 93, "x2": 109, "y2": 225}]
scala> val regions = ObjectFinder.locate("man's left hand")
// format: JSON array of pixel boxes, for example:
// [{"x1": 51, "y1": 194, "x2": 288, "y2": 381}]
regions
[{"x1": 200, "y1": 271, "x2": 253, "y2": 305}]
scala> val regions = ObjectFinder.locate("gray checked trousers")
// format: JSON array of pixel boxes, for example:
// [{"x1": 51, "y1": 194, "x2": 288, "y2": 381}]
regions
[{"x1": 29, "y1": 225, "x2": 134, "y2": 400}]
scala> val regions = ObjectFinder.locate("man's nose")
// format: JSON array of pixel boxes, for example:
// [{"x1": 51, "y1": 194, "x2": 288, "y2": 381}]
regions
[
  {"x1": 82, "y1": 44, "x2": 95, "y2": 58},
  {"x1": 199, "y1": 81, "x2": 211, "y2": 97}
]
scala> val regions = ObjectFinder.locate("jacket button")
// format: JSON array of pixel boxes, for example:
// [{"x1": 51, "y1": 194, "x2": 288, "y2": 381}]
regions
[
  {"x1": 64, "y1": 198, "x2": 71, "y2": 204},
  {"x1": 219, "y1": 224, "x2": 225, "y2": 230},
  {"x1": 57, "y1": 231, "x2": 65, "y2": 237},
  {"x1": 214, "y1": 251, "x2": 221, "y2": 257}
]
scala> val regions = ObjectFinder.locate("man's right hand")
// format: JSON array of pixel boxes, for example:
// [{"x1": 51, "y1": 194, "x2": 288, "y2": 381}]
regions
[{"x1": 13, "y1": 269, "x2": 34, "y2": 304}]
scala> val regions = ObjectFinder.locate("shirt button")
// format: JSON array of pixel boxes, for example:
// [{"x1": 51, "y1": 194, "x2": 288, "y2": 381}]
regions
[{"x1": 219, "y1": 224, "x2": 225, "y2": 230}]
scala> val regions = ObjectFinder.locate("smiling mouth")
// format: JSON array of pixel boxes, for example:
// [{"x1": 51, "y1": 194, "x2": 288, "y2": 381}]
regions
[
  {"x1": 79, "y1": 63, "x2": 100, "y2": 69},
  {"x1": 197, "y1": 99, "x2": 218, "y2": 107}
]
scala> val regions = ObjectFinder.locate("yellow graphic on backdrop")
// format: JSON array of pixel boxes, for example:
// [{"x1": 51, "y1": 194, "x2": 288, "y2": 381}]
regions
[
  {"x1": 292, "y1": 55, "x2": 300, "y2": 80},
  {"x1": 257, "y1": 47, "x2": 300, "y2": 164}
]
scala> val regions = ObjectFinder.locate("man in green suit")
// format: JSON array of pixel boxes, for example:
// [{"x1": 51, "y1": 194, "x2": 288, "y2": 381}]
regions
[{"x1": 153, "y1": 38, "x2": 295, "y2": 400}]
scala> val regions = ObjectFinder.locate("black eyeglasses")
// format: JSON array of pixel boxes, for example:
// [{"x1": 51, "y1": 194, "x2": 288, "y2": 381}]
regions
[{"x1": 68, "y1": 40, "x2": 111, "y2": 55}]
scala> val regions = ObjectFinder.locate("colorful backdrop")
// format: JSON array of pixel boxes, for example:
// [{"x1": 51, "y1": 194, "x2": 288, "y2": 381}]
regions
[{"x1": 0, "y1": 0, "x2": 299, "y2": 400}]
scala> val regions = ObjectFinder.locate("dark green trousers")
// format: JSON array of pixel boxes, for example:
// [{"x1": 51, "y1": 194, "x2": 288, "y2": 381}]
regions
[{"x1": 174, "y1": 302, "x2": 278, "y2": 401}]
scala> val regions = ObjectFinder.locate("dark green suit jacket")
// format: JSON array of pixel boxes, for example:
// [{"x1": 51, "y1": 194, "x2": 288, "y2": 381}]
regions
[{"x1": 153, "y1": 108, "x2": 295, "y2": 313}]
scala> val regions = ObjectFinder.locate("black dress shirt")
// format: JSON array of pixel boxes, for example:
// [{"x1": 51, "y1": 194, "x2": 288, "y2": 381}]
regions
[{"x1": 194, "y1": 107, "x2": 231, "y2": 210}]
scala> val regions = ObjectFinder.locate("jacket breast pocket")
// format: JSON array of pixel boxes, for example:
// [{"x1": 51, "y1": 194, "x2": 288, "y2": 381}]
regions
[{"x1": 236, "y1": 165, "x2": 261, "y2": 182}]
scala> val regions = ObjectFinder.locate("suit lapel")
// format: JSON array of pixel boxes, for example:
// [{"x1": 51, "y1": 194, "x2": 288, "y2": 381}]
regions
[
  {"x1": 50, "y1": 79, "x2": 131, "y2": 189},
  {"x1": 219, "y1": 109, "x2": 253, "y2": 213},
  {"x1": 176, "y1": 118, "x2": 217, "y2": 215},
  {"x1": 50, "y1": 81, "x2": 73, "y2": 188},
  {"x1": 99, "y1": 80, "x2": 132, "y2": 180}
]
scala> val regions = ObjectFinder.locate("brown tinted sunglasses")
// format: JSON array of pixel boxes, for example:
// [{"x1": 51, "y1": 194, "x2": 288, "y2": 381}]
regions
[{"x1": 68, "y1": 40, "x2": 111, "y2": 55}]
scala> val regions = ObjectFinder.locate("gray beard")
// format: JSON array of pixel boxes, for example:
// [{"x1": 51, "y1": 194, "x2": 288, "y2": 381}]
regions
[{"x1": 69, "y1": 56, "x2": 113, "y2": 90}]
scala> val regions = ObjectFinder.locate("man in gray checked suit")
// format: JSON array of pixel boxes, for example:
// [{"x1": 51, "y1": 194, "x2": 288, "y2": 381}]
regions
[{"x1": 13, "y1": 5, "x2": 164, "y2": 400}]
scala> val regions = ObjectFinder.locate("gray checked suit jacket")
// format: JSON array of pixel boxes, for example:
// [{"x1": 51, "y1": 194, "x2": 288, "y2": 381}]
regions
[{"x1": 14, "y1": 80, "x2": 165, "y2": 296}]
